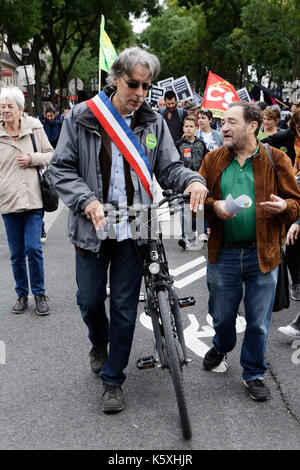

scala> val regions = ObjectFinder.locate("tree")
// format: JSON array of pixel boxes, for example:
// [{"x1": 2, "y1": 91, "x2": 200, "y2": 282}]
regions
[
  {"x1": 1, "y1": 0, "x2": 160, "y2": 113},
  {"x1": 141, "y1": 2, "x2": 208, "y2": 93}
]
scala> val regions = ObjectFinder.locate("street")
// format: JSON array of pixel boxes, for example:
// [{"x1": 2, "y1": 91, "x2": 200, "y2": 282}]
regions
[{"x1": 0, "y1": 203, "x2": 300, "y2": 451}]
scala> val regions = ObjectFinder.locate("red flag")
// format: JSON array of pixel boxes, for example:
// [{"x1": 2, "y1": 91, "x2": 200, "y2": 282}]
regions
[{"x1": 202, "y1": 71, "x2": 240, "y2": 118}]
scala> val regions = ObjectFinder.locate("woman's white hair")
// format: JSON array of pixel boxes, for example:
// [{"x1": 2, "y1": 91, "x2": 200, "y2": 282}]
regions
[
  {"x1": 0, "y1": 87, "x2": 25, "y2": 109},
  {"x1": 107, "y1": 47, "x2": 160, "y2": 87}
]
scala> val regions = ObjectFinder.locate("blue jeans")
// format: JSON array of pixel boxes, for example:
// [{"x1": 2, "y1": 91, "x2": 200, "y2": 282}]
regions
[
  {"x1": 75, "y1": 238, "x2": 143, "y2": 387},
  {"x1": 207, "y1": 247, "x2": 278, "y2": 381},
  {"x1": 2, "y1": 209, "x2": 45, "y2": 296}
]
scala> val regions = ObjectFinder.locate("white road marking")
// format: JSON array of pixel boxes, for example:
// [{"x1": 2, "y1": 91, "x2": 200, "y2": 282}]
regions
[
  {"x1": 174, "y1": 267, "x2": 207, "y2": 289},
  {"x1": 43, "y1": 199, "x2": 66, "y2": 232},
  {"x1": 169, "y1": 256, "x2": 206, "y2": 276}
]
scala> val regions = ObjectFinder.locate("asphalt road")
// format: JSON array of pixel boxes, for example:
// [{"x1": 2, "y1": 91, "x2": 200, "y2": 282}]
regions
[{"x1": 0, "y1": 203, "x2": 300, "y2": 452}]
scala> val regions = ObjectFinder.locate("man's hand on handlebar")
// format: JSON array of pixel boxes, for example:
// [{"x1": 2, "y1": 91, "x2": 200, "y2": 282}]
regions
[{"x1": 184, "y1": 181, "x2": 208, "y2": 212}]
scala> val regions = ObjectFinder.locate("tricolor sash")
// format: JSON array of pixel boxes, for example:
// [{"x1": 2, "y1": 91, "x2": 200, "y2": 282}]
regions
[{"x1": 86, "y1": 91, "x2": 154, "y2": 201}]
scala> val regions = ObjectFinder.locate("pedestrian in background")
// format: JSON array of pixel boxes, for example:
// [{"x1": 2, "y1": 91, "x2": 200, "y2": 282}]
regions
[
  {"x1": 199, "y1": 101, "x2": 300, "y2": 401},
  {"x1": 40, "y1": 106, "x2": 62, "y2": 149},
  {"x1": 0, "y1": 87, "x2": 53, "y2": 315},
  {"x1": 176, "y1": 115, "x2": 208, "y2": 250},
  {"x1": 158, "y1": 90, "x2": 187, "y2": 143}
]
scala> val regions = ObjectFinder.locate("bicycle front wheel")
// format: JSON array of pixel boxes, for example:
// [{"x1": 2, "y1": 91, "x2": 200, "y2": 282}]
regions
[{"x1": 157, "y1": 290, "x2": 192, "y2": 440}]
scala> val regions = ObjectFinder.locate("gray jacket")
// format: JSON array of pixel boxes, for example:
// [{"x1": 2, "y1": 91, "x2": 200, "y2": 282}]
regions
[{"x1": 49, "y1": 87, "x2": 205, "y2": 252}]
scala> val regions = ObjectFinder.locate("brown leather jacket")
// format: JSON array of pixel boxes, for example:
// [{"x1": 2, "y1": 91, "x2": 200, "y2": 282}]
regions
[{"x1": 199, "y1": 143, "x2": 300, "y2": 272}]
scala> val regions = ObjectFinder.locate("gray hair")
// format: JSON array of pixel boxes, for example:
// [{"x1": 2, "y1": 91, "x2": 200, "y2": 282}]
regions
[
  {"x1": 0, "y1": 87, "x2": 25, "y2": 109},
  {"x1": 107, "y1": 47, "x2": 160, "y2": 86},
  {"x1": 228, "y1": 101, "x2": 262, "y2": 136}
]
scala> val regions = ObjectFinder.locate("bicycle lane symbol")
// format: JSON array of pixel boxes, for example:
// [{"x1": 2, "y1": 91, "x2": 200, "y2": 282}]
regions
[{"x1": 139, "y1": 257, "x2": 246, "y2": 373}]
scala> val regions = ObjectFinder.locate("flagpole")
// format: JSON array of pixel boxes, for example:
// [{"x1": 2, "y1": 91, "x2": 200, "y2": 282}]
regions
[{"x1": 99, "y1": 68, "x2": 101, "y2": 92}]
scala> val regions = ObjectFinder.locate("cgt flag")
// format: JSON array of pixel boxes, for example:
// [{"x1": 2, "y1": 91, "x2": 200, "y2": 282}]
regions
[
  {"x1": 202, "y1": 71, "x2": 240, "y2": 118},
  {"x1": 99, "y1": 15, "x2": 118, "y2": 73}
]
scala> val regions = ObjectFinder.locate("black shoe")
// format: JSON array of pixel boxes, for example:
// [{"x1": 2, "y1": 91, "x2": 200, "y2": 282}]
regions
[
  {"x1": 12, "y1": 294, "x2": 28, "y2": 314},
  {"x1": 41, "y1": 227, "x2": 47, "y2": 243},
  {"x1": 203, "y1": 346, "x2": 226, "y2": 371},
  {"x1": 89, "y1": 346, "x2": 108, "y2": 374},
  {"x1": 34, "y1": 294, "x2": 49, "y2": 315},
  {"x1": 178, "y1": 238, "x2": 186, "y2": 250},
  {"x1": 243, "y1": 379, "x2": 270, "y2": 401},
  {"x1": 101, "y1": 385, "x2": 124, "y2": 413}
]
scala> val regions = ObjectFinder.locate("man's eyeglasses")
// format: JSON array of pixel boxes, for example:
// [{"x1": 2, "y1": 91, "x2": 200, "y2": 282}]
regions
[{"x1": 121, "y1": 76, "x2": 152, "y2": 91}]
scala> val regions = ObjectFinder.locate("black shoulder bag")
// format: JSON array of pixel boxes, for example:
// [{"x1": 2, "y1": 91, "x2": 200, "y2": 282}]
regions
[
  {"x1": 264, "y1": 143, "x2": 290, "y2": 312},
  {"x1": 30, "y1": 133, "x2": 59, "y2": 212}
]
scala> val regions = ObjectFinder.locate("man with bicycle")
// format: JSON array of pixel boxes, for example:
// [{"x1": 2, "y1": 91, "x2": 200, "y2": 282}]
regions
[
  {"x1": 199, "y1": 101, "x2": 300, "y2": 401},
  {"x1": 49, "y1": 47, "x2": 207, "y2": 413}
]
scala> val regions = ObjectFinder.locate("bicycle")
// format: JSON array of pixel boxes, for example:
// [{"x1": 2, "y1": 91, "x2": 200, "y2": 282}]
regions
[{"x1": 99, "y1": 190, "x2": 196, "y2": 440}]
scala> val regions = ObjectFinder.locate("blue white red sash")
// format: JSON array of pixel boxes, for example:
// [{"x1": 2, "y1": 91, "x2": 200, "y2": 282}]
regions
[{"x1": 86, "y1": 91, "x2": 154, "y2": 201}]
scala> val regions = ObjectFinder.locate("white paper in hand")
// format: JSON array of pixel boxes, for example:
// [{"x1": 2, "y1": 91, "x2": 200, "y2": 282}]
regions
[{"x1": 225, "y1": 194, "x2": 252, "y2": 214}]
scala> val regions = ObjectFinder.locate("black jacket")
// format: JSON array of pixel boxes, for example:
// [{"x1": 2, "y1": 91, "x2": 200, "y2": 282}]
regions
[
  {"x1": 261, "y1": 128, "x2": 295, "y2": 164},
  {"x1": 176, "y1": 136, "x2": 208, "y2": 171}
]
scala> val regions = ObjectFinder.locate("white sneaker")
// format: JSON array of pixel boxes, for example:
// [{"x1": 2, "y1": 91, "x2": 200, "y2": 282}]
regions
[
  {"x1": 278, "y1": 324, "x2": 300, "y2": 338},
  {"x1": 198, "y1": 233, "x2": 208, "y2": 242}
]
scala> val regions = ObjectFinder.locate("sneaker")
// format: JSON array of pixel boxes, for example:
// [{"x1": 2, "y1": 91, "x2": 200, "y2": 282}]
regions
[
  {"x1": 89, "y1": 345, "x2": 108, "y2": 374},
  {"x1": 278, "y1": 324, "x2": 300, "y2": 338},
  {"x1": 34, "y1": 294, "x2": 49, "y2": 315},
  {"x1": 11, "y1": 294, "x2": 28, "y2": 314},
  {"x1": 185, "y1": 238, "x2": 202, "y2": 250},
  {"x1": 101, "y1": 385, "x2": 124, "y2": 413},
  {"x1": 198, "y1": 233, "x2": 209, "y2": 242},
  {"x1": 291, "y1": 284, "x2": 300, "y2": 301},
  {"x1": 41, "y1": 227, "x2": 47, "y2": 243},
  {"x1": 203, "y1": 346, "x2": 226, "y2": 371},
  {"x1": 178, "y1": 238, "x2": 186, "y2": 250},
  {"x1": 243, "y1": 378, "x2": 270, "y2": 401}
]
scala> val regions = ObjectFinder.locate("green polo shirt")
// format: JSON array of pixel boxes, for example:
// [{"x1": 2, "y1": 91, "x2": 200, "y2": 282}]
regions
[{"x1": 221, "y1": 143, "x2": 260, "y2": 244}]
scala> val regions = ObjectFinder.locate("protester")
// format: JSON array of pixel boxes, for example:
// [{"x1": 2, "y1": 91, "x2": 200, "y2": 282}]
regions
[
  {"x1": 157, "y1": 97, "x2": 165, "y2": 109},
  {"x1": 199, "y1": 101, "x2": 300, "y2": 401},
  {"x1": 158, "y1": 90, "x2": 188, "y2": 143},
  {"x1": 0, "y1": 87, "x2": 53, "y2": 315},
  {"x1": 40, "y1": 106, "x2": 62, "y2": 149},
  {"x1": 49, "y1": 46, "x2": 207, "y2": 414},
  {"x1": 176, "y1": 115, "x2": 208, "y2": 250},
  {"x1": 262, "y1": 110, "x2": 300, "y2": 301},
  {"x1": 196, "y1": 109, "x2": 223, "y2": 152},
  {"x1": 258, "y1": 106, "x2": 281, "y2": 140}
]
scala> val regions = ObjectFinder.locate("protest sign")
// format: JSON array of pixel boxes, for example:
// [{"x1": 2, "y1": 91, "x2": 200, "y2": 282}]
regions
[
  {"x1": 171, "y1": 75, "x2": 193, "y2": 101},
  {"x1": 149, "y1": 86, "x2": 165, "y2": 107},
  {"x1": 157, "y1": 77, "x2": 174, "y2": 91},
  {"x1": 237, "y1": 87, "x2": 251, "y2": 102},
  {"x1": 193, "y1": 92, "x2": 203, "y2": 104},
  {"x1": 202, "y1": 71, "x2": 240, "y2": 118}
]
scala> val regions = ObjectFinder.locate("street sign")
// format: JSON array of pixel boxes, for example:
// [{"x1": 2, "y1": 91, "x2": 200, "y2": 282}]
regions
[
  {"x1": 68, "y1": 78, "x2": 83, "y2": 95},
  {"x1": 1, "y1": 69, "x2": 13, "y2": 77}
]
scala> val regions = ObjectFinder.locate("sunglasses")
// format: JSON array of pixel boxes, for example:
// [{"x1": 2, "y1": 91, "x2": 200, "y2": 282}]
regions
[{"x1": 121, "y1": 76, "x2": 152, "y2": 91}]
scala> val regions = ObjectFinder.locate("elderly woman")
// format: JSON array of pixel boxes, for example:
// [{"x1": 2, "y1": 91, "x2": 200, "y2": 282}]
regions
[{"x1": 0, "y1": 87, "x2": 53, "y2": 315}]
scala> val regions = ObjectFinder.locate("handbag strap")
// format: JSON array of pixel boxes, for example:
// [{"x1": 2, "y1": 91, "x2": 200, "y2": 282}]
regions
[
  {"x1": 30, "y1": 132, "x2": 38, "y2": 152},
  {"x1": 263, "y1": 142, "x2": 282, "y2": 246}
]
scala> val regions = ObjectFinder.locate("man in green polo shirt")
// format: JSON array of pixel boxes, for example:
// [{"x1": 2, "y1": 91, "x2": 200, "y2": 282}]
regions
[{"x1": 199, "y1": 101, "x2": 300, "y2": 401}]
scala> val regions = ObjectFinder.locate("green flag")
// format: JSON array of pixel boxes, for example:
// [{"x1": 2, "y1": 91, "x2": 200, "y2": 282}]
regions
[{"x1": 99, "y1": 15, "x2": 118, "y2": 72}]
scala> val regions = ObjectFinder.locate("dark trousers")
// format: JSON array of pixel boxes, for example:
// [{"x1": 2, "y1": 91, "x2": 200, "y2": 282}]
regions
[{"x1": 75, "y1": 238, "x2": 143, "y2": 387}]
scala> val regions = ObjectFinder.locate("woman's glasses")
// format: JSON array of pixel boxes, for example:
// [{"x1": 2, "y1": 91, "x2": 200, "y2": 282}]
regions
[{"x1": 121, "y1": 76, "x2": 152, "y2": 91}]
